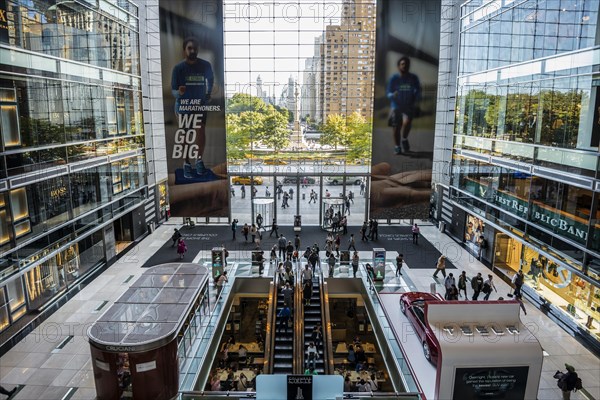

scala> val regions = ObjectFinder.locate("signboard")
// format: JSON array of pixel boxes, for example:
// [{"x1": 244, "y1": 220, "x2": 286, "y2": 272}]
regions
[
  {"x1": 159, "y1": 0, "x2": 229, "y2": 217},
  {"x1": 287, "y1": 375, "x2": 313, "y2": 400},
  {"x1": 373, "y1": 248, "x2": 386, "y2": 281},
  {"x1": 0, "y1": 0, "x2": 8, "y2": 44},
  {"x1": 371, "y1": 0, "x2": 441, "y2": 219},
  {"x1": 453, "y1": 366, "x2": 529, "y2": 400}
]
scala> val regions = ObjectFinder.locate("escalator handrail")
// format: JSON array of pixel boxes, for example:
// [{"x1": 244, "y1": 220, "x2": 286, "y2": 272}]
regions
[
  {"x1": 317, "y1": 255, "x2": 333, "y2": 375},
  {"x1": 363, "y1": 269, "x2": 425, "y2": 396},
  {"x1": 265, "y1": 265, "x2": 279, "y2": 374},
  {"x1": 294, "y1": 257, "x2": 304, "y2": 374},
  {"x1": 318, "y1": 269, "x2": 334, "y2": 375}
]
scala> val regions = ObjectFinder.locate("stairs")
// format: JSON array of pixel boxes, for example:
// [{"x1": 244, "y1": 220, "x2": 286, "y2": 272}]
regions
[
  {"x1": 273, "y1": 286, "x2": 294, "y2": 374},
  {"x1": 303, "y1": 279, "x2": 325, "y2": 374}
]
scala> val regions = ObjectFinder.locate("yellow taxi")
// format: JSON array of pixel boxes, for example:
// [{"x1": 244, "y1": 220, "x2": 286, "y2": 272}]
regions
[
  {"x1": 264, "y1": 159, "x2": 288, "y2": 165},
  {"x1": 231, "y1": 176, "x2": 264, "y2": 185}
]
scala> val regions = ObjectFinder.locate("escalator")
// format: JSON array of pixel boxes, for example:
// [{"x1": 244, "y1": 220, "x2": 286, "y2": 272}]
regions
[
  {"x1": 272, "y1": 274, "x2": 294, "y2": 374},
  {"x1": 302, "y1": 268, "x2": 332, "y2": 375}
]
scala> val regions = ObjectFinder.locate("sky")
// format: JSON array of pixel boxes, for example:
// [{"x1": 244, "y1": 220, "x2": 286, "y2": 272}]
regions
[{"x1": 223, "y1": 0, "x2": 344, "y2": 100}]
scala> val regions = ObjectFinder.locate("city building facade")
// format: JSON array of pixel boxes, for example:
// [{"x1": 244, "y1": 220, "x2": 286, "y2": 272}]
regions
[
  {"x1": 318, "y1": 0, "x2": 376, "y2": 122},
  {"x1": 433, "y1": 0, "x2": 600, "y2": 351}
]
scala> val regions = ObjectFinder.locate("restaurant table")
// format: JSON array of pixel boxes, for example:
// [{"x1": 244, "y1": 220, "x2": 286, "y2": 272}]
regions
[
  {"x1": 334, "y1": 370, "x2": 371, "y2": 382},
  {"x1": 334, "y1": 342, "x2": 376, "y2": 354},
  {"x1": 218, "y1": 368, "x2": 256, "y2": 382},
  {"x1": 227, "y1": 342, "x2": 262, "y2": 353}
]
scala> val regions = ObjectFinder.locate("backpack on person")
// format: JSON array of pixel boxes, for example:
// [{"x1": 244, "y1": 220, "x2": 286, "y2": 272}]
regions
[
  {"x1": 574, "y1": 377, "x2": 583, "y2": 391},
  {"x1": 482, "y1": 282, "x2": 491, "y2": 294}
]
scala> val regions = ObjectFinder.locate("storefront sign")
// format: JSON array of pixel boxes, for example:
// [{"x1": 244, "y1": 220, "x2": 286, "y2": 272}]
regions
[
  {"x1": 531, "y1": 205, "x2": 588, "y2": 243},
  {"x1": 493, "y1": 191, "x2": 528, "y2": 218},
  {"x1": 287, "y1": 375, "x2": 312, "y2": 400},
  {"x1": 453, "y1": 366, "x2": 529, "y2": 399},
  {"x1": 0, "y1": 0, "x2": 7, "y2": 44}
]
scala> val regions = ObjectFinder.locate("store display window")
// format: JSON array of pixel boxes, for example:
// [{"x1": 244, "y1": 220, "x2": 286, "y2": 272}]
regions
[
  {"x1": 523, "y1": 247, "x2": 599, "y2": 335},
  {"x1": 5, "y1": 277, "x2": 26, "y2": 322},
  {"x1": 0, "y1": 287, "x2": 9, "y2": 332},
  {"x1": 465, "y1": 214, "x2": 485, "y2": 256},
  {"x1": 25, "y1": 259, "x2": 67, "y2": 310}
]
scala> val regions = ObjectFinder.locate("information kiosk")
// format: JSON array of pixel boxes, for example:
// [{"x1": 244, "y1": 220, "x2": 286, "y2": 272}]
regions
[{"x1": 372, "y1": 248, "x2": 386, "y2": 281}]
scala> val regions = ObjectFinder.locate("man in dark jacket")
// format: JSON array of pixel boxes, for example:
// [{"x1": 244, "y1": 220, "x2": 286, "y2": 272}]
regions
[
  {"x1": 471, "y1": 272, "x2": 484, "y2": 300},
  {"x1": 556, "y1": 364, "x2": 579, "y2": 400}
]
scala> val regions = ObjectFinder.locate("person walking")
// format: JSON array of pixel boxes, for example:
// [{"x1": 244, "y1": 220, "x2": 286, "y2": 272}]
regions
[
  {"x1": 555, "y1": 364, "x2": 580, "y2": 400},
  {"x1": 327, "y1": 253, "x2": 336, "y2": 278},
  {"x1": 242, "y1": 223, "x2": 249, "y2": 242},
  {"x1": 311, "y1": 323, "x2": 323, "y2": 348},
  {"x1": 433, "y1": 255, "x2": 447, "y2": 278},
  {"x1": 231, "y1": 219, "x2": 238, "y2": 240},
  {"x1": 306, "y1": 342, "x2": 318, "y2": 370},
  {"x1": 395, "y1": 253, "x2": 404, "y2": 276},
  {"x1": 177, "y1": 238, "x2": 187, "y2": 260},
  {"x1": 286, "y1": 241, "x2": 294, "y2": 262},
  {"x1": 447, "y1": 284, "x2": 459, "y2": 300},
  {"x1": 482, "y1": 274, "x2": 497, "y2": 300},
  {"x1": 278, "y1": 234, "x2": 287, "y2": 259},
  {"x1": 171, "y1": 228, "x2": 182, "y2": 247},
  {"x1": 471, "y1": 272, "x2": 484, "y2": 300},
  {"x1": 412, "y1": 223, "x2": 420, "y2": 244},
  {"x1": 281, "y1": 282, "x2": 293, "y2": 308},
  {"x1": 294, "y1": 234, "x2": 301, "y2": 251},
  {"x1": 240, "y1": 184, "x2": 246, "y2": 198},
  {"x1": 303, "y1": 281, "x2": 312, "y2": 306},
  {"x1": 0, "y1": 386, "x2": 16, "y2": 398},
  {"x1": 511, "y1": 269, "x2": 525, "y2": 298},
  {"x1": 277, "y1": 304, "x2": 292, "y2": 333},
  {"x1": 348, "y1": 234, "x2": 357, "y2": 251},
  {"x1": 216, "y1": 271, "x2": 228, "y2": 297},
  {"x1": 352, "y1": 251, "x2": 360, "y2": 278},
  {"x1": 256, "y1": 213, "x2": 264, "y2": 232},
  {"x1": 250, "y1": 224, "x2": 257, "y2": 244},
  {"x1": 444, "y1": 273, "x2": 455, "y2": 299},
  {"x1": 270, "y1": 244, "x2": 278, "y2": 264},
  {"x1": 457, "y1": 270, "x2": 468, "y2": 299},
  {"x1": 360, "y1": 221, "x2": 369, "y2": 242},
  {"x1": 269, "y1": 218, "x2": 279, "y2": 238},
  {"x1": 302, "y1": 264, "x2": 313, "y2": 286}
]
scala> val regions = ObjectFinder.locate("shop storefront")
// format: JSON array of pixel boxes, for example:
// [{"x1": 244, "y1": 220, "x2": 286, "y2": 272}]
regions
[
  {"x1": 493, "y1": 234, "x2": 600, "y2": 339},
  {"x1": 464, "y1": 214, "x2": 486, "y2": 258}
]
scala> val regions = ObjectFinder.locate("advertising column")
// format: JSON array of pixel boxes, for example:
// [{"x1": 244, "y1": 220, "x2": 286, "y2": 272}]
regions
[
  {"x1": 371, "y1": 0, "x2": 441, "y2": 219},
  {"x1": 159, "y1": 0, "x2": 229, "y2": 217}
]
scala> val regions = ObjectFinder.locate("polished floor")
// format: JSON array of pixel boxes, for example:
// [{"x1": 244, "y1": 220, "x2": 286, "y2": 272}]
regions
[{"x1": 0, "y1": 222, "x2": 597, "y2": 399}]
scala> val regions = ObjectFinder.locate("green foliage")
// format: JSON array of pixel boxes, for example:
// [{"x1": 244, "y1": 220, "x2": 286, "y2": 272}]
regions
[
  {"x1": 320, "y1": 114, "x2": 349, "y2": 150},
  {"x1": 345, "y1": 112, "x2": 372, "y2": 163},
  {"x1": 319, "y1": 112, "x2": 371, "y2": 162},
  {"x1": 226, "y1": 94, "x2": 289, "y2": 157}
]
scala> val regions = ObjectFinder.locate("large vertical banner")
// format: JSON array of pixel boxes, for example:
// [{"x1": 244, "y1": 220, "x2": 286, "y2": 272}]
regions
[
  {"x1": 370, "y1": 0, "x2": 440, "y2": 219},
  {"x1": 159, "y1": 0, "x2": 229, "y2": 217}
]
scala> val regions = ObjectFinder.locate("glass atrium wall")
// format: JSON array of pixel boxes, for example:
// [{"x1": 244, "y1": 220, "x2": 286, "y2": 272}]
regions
[{"x1": 224, "y1": 0, "x2": 376, "y2": 226}]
